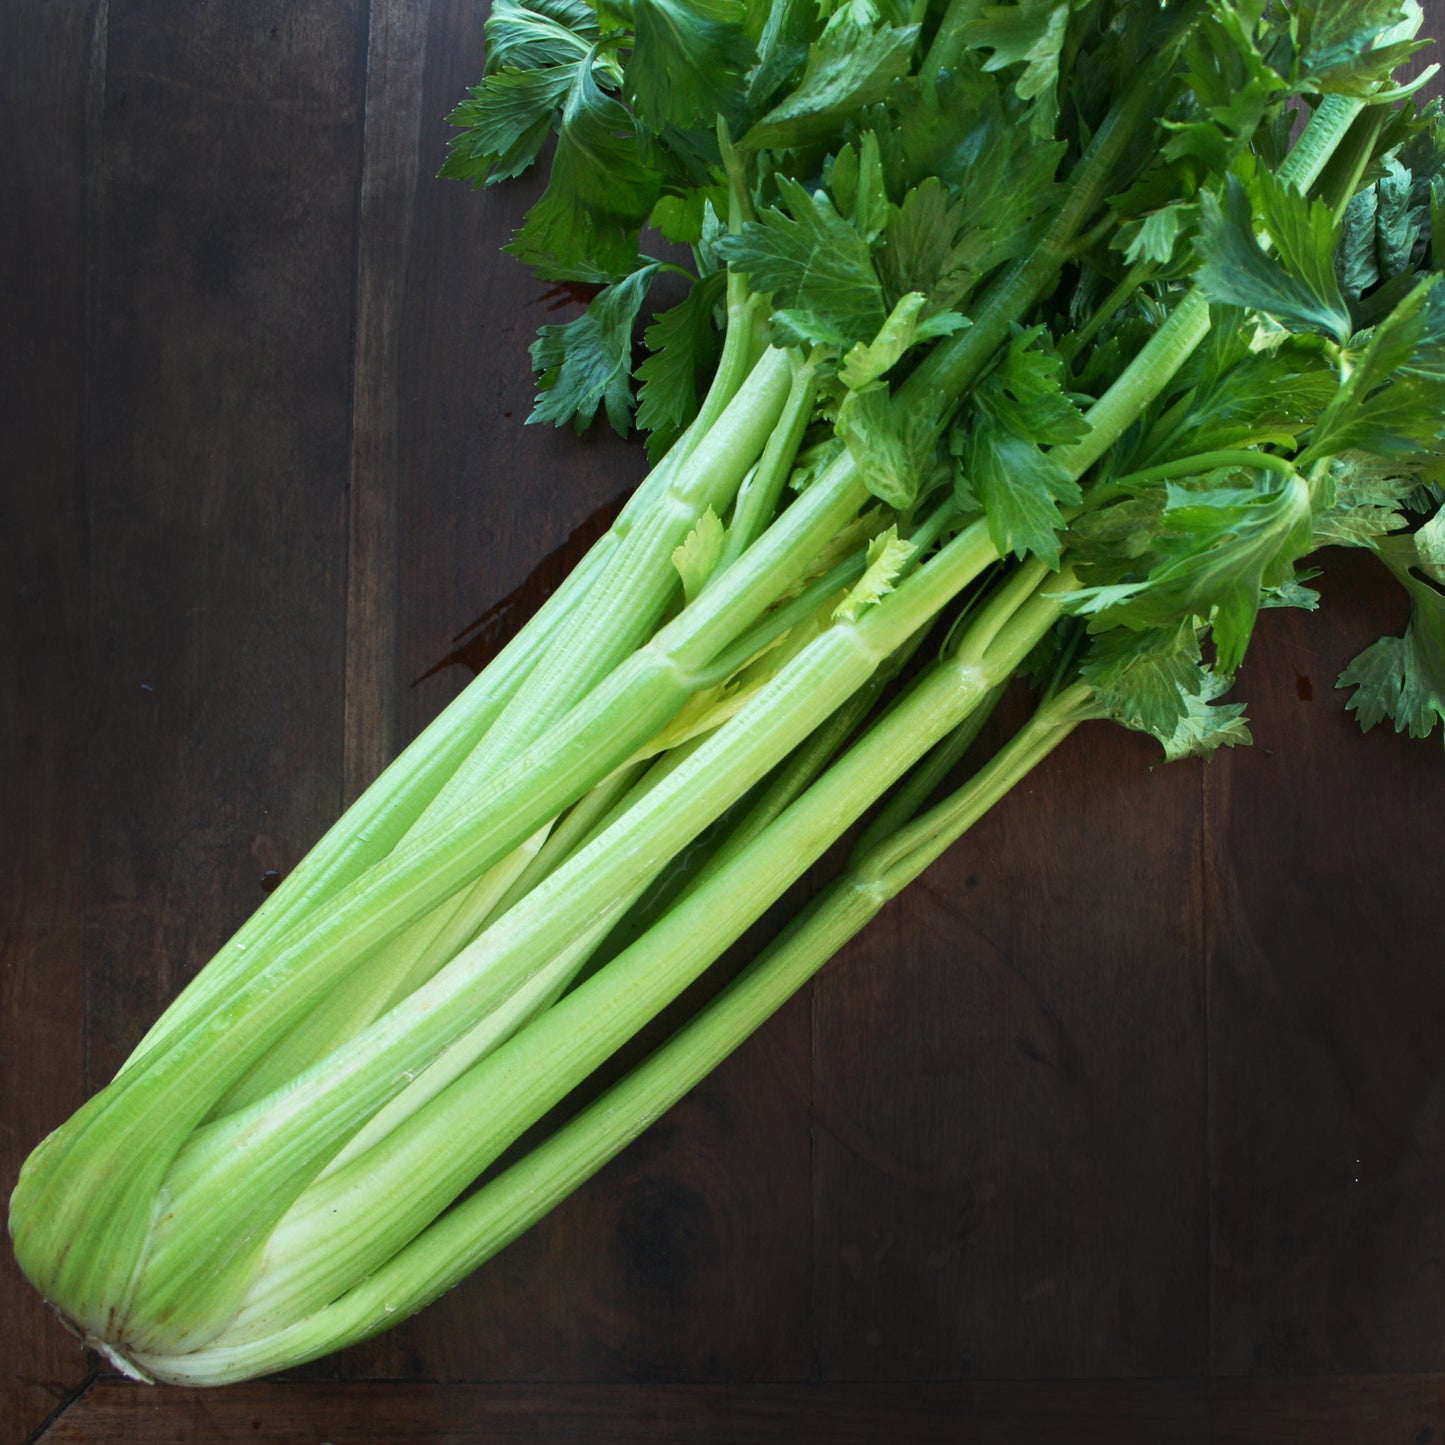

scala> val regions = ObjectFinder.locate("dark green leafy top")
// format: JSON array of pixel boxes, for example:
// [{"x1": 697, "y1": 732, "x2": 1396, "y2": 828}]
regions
[{"x1": 447, "y1": 0, "x2": 1445, "y2": 754}]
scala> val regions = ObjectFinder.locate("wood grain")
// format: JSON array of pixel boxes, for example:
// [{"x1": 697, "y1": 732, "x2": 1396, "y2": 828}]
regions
[
  {"x1": 0, "y1": 0, "x2": 105, "y2": 1437},
  {"x1": 812, "y1": 710, "x2": 1210, "y2": 1379},
  {"x1": 36, "y1": 1376, "x2": 1445, "y2": 1444},
  {"x1": 341, "y1": 0, "x2": 431, "y2": 807},
  {"x1": 345, "y1": 0, "x2": 648, "y2": 773},
  {"x1": 79, "y1": 0, "x2": 364, "y2": 1082},
  {"x1": 1207, "y1": 555, "x2": 1445, "y2": 1373}
]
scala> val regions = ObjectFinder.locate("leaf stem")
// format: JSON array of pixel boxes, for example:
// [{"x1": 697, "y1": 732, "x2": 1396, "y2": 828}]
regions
[
  {"x1": 1063, "y1": 261, "x2": 1157, "y2": 361},
  {"x1": 1093, "y1": 447, "x2": 1300, "y2": 502},
  {"x1": 715, "y1": 351, "x2": 820, "y2": 571}
]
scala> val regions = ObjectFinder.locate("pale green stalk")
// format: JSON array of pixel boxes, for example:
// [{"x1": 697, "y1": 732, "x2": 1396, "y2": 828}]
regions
[
  {"x1": 124, "y1": 294, "x2": 793, "y2": 1091},
  {"x1": 205, "y1": 358, "x2": 832, "y2": 1103},
  {"x1": 585, "y1": 610, "x2": 935, "y2": 976},
  {"x1": 71, "y1": 517, "x2": 994, "y2": 1357},
  {"x1": 483, "y1": 757, "x2": 653, "y2": 923},
  {"x1": 221, "y1": 69, "x2": 1377, "y2": 1310},
  {"x1": 181, "y1": 562, "x2": 1070, "y2": 1352},
  {"x1": 715, "y1": 353, "x2": 821, "y2": 571},
  {"x1": 7, "y1": 434, "x2": 882, "y2": 1357},
  {"x1": 317, "y1": 738, "x2": 734, "y2": 1175},
  {"x1": 0, "y1": 251, "x2": 1220, "y2": 1350},
  {"x1": 849, "y1": 682, "x2": 1005, "y2": 861},
  {"x1": 114, "y1": 533, "x2": 617, "y2": 1080},
  {"x1": 123, "y1": 161, "x2": 1324, "y2": 1317},
  {"x1": 647, "y1": 502, "x2": 959, "y2": 907},
  {"x1": 118, "y1": 321, "x2": 788, "y2": 1080},
  {"x1": 313, "y1": 912, "x2": 625, "y2": 1183},
  {"x1": 852, "y1": 680, "x2": 1096, "y2": 889},
  {"x1": 419, "y1": 344, "x2": 798, "y2": 787},
  {"x1": 214, "y1": 822, "x2": 556, "y2": 1114},
  {"x1": 132, "y1": 572, "x2": 1078, "y2": 1381}
]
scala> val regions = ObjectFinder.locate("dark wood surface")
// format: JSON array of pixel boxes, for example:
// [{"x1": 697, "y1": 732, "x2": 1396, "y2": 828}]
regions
[
  {"x1": 6, "y1": 2, "x2": 1445, "y2": 1440},
  {"x1": 31, "y1": 1376, "x2": 1445, "y2": 1443}
]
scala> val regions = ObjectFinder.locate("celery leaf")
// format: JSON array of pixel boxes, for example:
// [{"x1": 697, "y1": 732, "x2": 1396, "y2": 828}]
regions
[
  {"x1": 954, "y1": 326, "x2": 1089, "y2": 565},
  {"x1": 1340, "y1": 520, "x2": 1445, "y2": 741},
  {"x1": 672, "y1": 507, "x2": 727, "y2": 601},
  {"x1": 1065, "y1": 470, "x2": 1315, "y2": 674},
  {"x1": 482, "y1": 0, "x2": 600, "y2": 72},
  {"x1": 1196, "y1": 173, "x2": 1351, "y2": 342},
  {"x1": 828, "y1": 133, "x2": 891, "y2": 246},
  {"x1": 1310, "y1": 452, "x2": 1420, "y2": 549},
  {"x1": 1080, "y1": 621, "x2": 1251, "y2": 759},
  {"x1": 1307, "y1": 279, "x2": 1445, "y2": 461},
  {"x1": 1416, "y1": 503, "x2": 1445, "y2": 580},
  {"x1": 636, "y1": 271, "x2": 726, "y2": 459},
  {"x1": 1289, "y1": 0, "x2": 1427, "y2": 96},
  {"x1": 1139, "y1": 315, "x2": 1337, "y2": 464},
  {"x1": 441, "y1": 67, "x2": 579, "y2": 186},
  {"x1": 529, "y1": 263, "x2": 660, "y2": 433},
  {"x1": 836, "y1": 386, "x2": 942, "y2": 510},
  {"x1": 441, "y1": 0, "x2": 604, "y2": 186},
  {"x1": 741, "y1": 6, "x2": 918, "y2": 151},
  {"x1": 953, "y1": 0, "x2": 1072, "y2": 132},
  {"x1": 1157, "y1": 671, "x2": 1252, "y2": 762},
  {"x1": 624, "y1": 0, "x2": 756, "y2": 129},
  {"x1": 877, "y1": 178, "x2": 1004, "y2": 315},
  {"x1": 507, "y1": 60, "x2": 662, "y2": 281},
  {"x1": 883, "y1": 68, "x2": 1065, "y2": 275},
  {"x1": 717, "y1": 176, "x2": 887, "y2": 348},
  {"x1": 1080, "y1": 621, "x2": 1205, "y2": 741},
  {"x1": 1336, "y1": 187, "x2": 1382, "y2": 299},
  {"x1": 961, "y1": 421, "x2": 1081, "y2": 567},
  {"x1": 745, "y1": 0, "x2": 814, "y2": 114},
  {"x1": 838, "y1": 292, "x2": 967, "y2": 391},
  {"x1": 1339, "y1": 582, "x2": 1445, "y2": 740},
  {"x1": 834, "y1": 526, "x2": 916, "y2": 622}
]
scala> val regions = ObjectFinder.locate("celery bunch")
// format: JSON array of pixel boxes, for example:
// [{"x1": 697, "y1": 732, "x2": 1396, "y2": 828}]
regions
[{"x1": 11, "y1": 0, "x2": 1445, "y2": 1385}]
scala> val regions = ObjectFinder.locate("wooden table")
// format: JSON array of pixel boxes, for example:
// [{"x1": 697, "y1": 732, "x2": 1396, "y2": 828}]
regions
[{"x1": 6, "y1": 3, "x2": 1445, "y2": 1440}]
